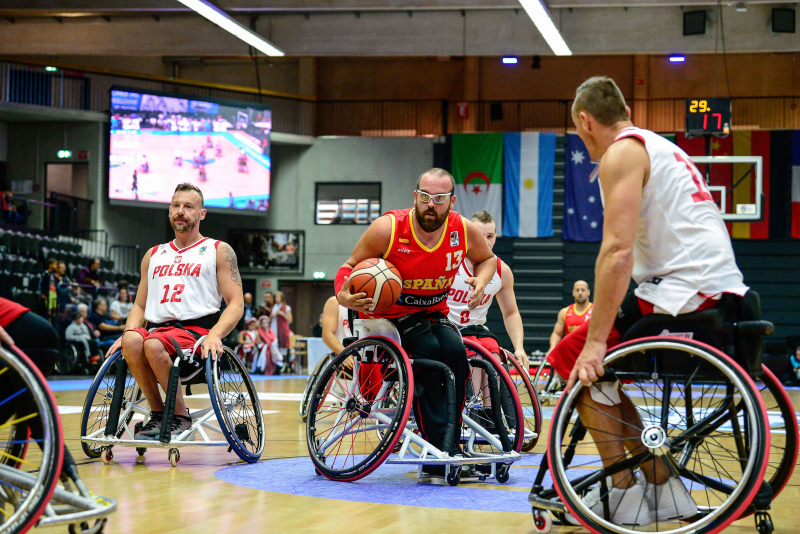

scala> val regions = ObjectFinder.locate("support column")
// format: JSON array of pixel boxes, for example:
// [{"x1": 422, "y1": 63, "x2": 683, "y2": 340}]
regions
[{"x1": 632, "y1": 55, "x2": 649, "y2": 129}]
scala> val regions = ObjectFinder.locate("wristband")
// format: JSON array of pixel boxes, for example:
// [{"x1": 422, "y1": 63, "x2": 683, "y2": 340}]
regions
[{"x1": 334, "y1": 266, "x2": 353, "y2": 294}]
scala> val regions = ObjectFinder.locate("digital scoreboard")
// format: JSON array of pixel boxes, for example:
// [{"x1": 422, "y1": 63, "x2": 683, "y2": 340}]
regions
[{"x1": 685, "y1": 98, "x2": 731, "y2": 137}]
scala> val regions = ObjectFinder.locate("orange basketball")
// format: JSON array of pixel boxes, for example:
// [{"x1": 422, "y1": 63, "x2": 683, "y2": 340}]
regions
[{"x1": 349, "y1": 258, "x2": 403, "y2": 314}]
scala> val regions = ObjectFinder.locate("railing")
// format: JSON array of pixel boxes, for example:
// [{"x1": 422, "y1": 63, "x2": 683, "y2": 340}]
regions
[
  {"x1": 108, "y1": 244, "x2": 140, "y2": 274},
  {"x1": 316, "y1": 96, "x2": 800, "y2": 137},
  {"x1": 0, "y1": 59, "x2": 314, "y2": 136},
  {"x1": 74, "y1": 229, "x2": 109, "y2": 260},
  {"x1": 46, "y1": 192, "x2": 92, "y2": 237}
]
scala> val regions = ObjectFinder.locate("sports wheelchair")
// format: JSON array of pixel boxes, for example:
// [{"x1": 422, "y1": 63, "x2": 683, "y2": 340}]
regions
[
  {"x1": 306, "y1": 318, "x2": 527, "y2": 486},
  {"x1": 528, "y1": 291, "x2": 796, "y2": 534},
  {"x1": 0, "y1": 344, "x2": 116, "y2": 534},
  {"x1": 532, "y1": 360, "x2": 566, "y2": 407},
  {"x1": 79, "y1": 335, "x2": 265, "y2": 467}
]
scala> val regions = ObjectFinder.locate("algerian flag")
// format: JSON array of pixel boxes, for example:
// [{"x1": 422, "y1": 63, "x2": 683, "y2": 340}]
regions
[{"x1": 451, "y1": 133, "x2": 504, "y2": 235}]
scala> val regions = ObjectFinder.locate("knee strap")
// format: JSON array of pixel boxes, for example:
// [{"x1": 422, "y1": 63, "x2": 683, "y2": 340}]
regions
[{"x1": 589, "y1": 380, "x2": 621, "y2": 406}]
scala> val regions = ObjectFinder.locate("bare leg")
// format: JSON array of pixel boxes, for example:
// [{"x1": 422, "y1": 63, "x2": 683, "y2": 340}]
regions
[
  {"x1": 123, "y1": 331, "x2": 163, "y2": 411},
  {"x1": 616, "y1": 388, "x2": 670, "y2": 486},
  {"x1": 143, "y1": 339, "x2": 189, "y2": 418}
]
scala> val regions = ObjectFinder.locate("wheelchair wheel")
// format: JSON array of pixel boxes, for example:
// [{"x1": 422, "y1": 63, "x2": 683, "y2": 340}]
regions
[
  {"x1": 56, "y1": 344, "x2": 78, "y2": 375},
  {"x1": 548, "y1": 337, "x2": 769, "y2": 534},
  {"x1": 499, "y1": 348, "x2": 541, "y2": 452},
  {"x1": 462, "y1": 339, "x2": 524, "y2": 455},
  {"x1": 300, "y1": 353, "x2": 333, "y2": 422},
  {"x1": 306, "y1": 338, "x2": 413, "y2": 482},
  {"x1": 80, "y1": 350, "x2": 142, "y2": 459},
  {"x1": 750, "y1": 364, "x2": 798, "y2": 503},
  {"x1": 533, "y1": 361, "x2": 563, "y2": 406},
  {"x1": 207, "y1": 347, "x2": 265, "y2": 463},
  {"x1": 0, "y1": 345, "x2": 64, "y2": 534}
]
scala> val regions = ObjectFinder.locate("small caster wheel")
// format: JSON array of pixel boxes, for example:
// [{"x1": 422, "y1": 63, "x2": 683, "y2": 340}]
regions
[
  {"x1": 496, "y1": 463, "x2": 510, "y2": 483},
  {"x1": 100, "y1": 448, "x2": 113, "y2": 464},
  {"x1": 169, "y1": 448, "x2": 180, "y2": 467},
  {"x1": 755, "y1": 512, "x2": 774, "y2": 534},
  {"x1": 532, "y1": 508, "x2": 552, "y2": 533},
  {"x1": 446, "y1": 465, "x2": 462, "y2": 486},
  {"x1": 136, "y1": 447, "x2": 147, "y2": 457}
]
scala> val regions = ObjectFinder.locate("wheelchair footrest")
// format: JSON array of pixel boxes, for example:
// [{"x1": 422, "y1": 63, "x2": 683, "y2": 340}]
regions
[
  {"x1": 385, "y1": 451, "x2": 520, "y2": 465},
  {"x1": 80, "y1": 437, "x2": 229, "y2": 448}
]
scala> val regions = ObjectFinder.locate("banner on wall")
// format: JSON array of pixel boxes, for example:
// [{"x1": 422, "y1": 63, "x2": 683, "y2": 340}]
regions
[
  {"x1": 793, "y1": 131, "x2": 800, "y2": 239},
  {"x1": 503, "y1": 132, "x2": 555, "y2": 238},
  {"x1": 563, "y1": 133, "x2": 603, "y2": 242},
  {"x1": 451, "y1": 133, "x2": 504, "y2": 234}
]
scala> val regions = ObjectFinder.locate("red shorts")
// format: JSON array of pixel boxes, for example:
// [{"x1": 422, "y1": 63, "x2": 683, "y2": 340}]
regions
[
  {"x1": 547, "y1": 296, "x2": 719, "y2": 380},
  {"x1": 0, "y1": 298, "x2": 29, "y2": 328},
  {"x1": 462, "y1": 335, "x2": 501, "y2": 355},
  {"x1": 129, "y1": 326, "x2": 209, "y2": 356}
]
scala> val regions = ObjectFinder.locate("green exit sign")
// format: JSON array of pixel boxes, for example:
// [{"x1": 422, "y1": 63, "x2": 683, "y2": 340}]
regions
[{"x1": 57, "y1": 150, "x2": 72, "y2": 159}]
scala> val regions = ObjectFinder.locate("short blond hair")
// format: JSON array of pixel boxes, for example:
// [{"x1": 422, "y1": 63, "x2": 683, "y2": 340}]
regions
[
  {"x1": 572, "y1": 76, "x2": 629, "y2": 126},
  {"x1": 173, "y1": 182, "x2": 204, "y2": 206},
  {"x1": 471, "y1": 210, "x2": 494, "y2": 225}
]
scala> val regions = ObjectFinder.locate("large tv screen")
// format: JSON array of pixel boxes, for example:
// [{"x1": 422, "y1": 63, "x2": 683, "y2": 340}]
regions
[{"x1": 109, "y1": 87, "x2": 271, "y2": 212}]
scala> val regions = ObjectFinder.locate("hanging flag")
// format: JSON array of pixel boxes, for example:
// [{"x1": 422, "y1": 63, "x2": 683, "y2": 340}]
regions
[
  {"x1": 451, "y1": 133, "x2": 504, "y2": 233},
  {"x1": 731, "y1": 130, "x2": 770, "y2": 240},
  {"x1": 503, "y1": 132, "x2": 556, "y2": 238},
  {"x1": 563, "y1": 133, "x2": 603, "y2": 242},
  {"x1": 792, "y1": 131, "x2": 800, "y2": 239}
]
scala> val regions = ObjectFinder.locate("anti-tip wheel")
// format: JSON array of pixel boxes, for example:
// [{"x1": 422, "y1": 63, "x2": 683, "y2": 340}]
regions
[
  {"x1": 495, "y1": 463, "x2": 510, "y2": 483},
  {"x1": 169, "y1": 449, "x2": 180, "y2": 467},
  {"x1": 100, "y1": 448, "x2": 113, "y2": 464},
  {"x1": 446, "y1": 465, "x2": 462, "y2": 486},
  {"x1": 532, "y1": 508, "x2": 553, "y2": 534},
  {"x1": 136, "y1": 447, "x2": 147, "y2": 457}
]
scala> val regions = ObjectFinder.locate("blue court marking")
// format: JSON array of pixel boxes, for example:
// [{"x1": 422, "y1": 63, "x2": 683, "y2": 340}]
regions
[{"x1": 215, "y1": 453, "x2": 734, "y2": 513}]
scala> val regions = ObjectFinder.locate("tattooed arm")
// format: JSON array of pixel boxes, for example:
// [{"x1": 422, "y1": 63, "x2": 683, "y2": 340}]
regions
[{"x1": 201, "y1": 242, "x2": 245, "y2": 360}]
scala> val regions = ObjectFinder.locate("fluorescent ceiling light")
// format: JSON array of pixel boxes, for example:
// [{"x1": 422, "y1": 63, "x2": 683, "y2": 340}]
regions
[
  {"x1": 176, "y1": 0, "x2": 284, "y2": 57},
  {"x1": 669, "y1": 55, "x2": 686, "y2": 63},
  {"x1": 518, "y1": 0, "x2": 572, "y2": 56},
  {"x1": 502, "y1": 56, "x2": 519, "y2": 64}
]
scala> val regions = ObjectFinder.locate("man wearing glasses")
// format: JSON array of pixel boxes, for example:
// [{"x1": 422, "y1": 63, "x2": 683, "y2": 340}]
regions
[{"x1": 335, "y1": 168, "x2": 497, "y2": 467}]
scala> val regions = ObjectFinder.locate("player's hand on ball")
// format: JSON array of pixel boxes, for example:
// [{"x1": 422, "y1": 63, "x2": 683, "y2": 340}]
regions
[
  {"x1": 464, "y1": 277, "x2": 486, "y2": 310},
  {"x1": 201, "y1": 332, "x2": 224, "y2": 360},
  {"x1": 337, "y1": 276, "x2": 373, "y2": 312},
  {"x1": 566, "y1": 339, "x2": 607, "y2": 390}
]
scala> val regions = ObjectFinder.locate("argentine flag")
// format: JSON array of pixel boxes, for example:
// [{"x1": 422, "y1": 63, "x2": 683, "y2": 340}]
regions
[{"x1": 503, "y1": 132, "x2": 556, "y2": 238}]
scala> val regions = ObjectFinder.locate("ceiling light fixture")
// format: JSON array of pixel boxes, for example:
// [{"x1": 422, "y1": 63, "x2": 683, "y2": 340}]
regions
[
  {"x1": 176, "y1": 0, "x2": 284, "y2": 56},
  {"x1": 518, "y1": 0, "x2": 572, "y2": 56}
]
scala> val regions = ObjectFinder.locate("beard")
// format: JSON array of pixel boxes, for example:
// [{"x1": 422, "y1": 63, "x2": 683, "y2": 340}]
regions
[
  {"x1": 415, "y1": 204, "x2": 449, "y2": 233},
  {"x1": 170, "y1": 216, "x2": 197, "y2": 233}
]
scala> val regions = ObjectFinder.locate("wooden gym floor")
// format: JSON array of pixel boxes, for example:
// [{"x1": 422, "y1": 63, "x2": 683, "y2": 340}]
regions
[{"x1": 53, "y1": 375, "x2": 800, "y2": 534}]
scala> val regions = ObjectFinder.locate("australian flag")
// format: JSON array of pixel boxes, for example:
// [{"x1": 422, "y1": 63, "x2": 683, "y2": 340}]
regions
[{"x1": 563, "y1": 133, "x2": 603, "y2": 242}]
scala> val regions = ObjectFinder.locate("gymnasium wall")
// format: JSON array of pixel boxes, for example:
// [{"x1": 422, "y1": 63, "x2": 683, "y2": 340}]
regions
[{"x1": 0, "y1": 122, "x2": 7, "y2": 162}]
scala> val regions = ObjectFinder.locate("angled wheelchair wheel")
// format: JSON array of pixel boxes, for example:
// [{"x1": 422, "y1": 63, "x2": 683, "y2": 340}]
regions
[
  {"x1": 207, "y1": 347, "x2": 265, "y2": 463},
  {"x1": 499, "y1": 348, "x2": 541, "y2": 452},
  {"x1": 0, "y1": 345, "x2": 64, "y2": 534},
  {"x1": 462, "y1": 339, "x2": 524, "y2": 455},
  {"x1": 533, "y1": 360, "x2": 564, "y2": 406},
  {"x1": 548, "y1": 337, "x2": 769, "y2": 534},
  {"x1": 748, "y1": 364, "x2": 798, "y2": 504},
  {"x1": 56, "y1": 344, "x2": 78, "y2": 375},
  {"x1": 80, "y1": 350, "x2": 142, "y2": 459},
  {"x1": 300, "y1": 353, "x2": 334, "y2": 422},
  {"x1": 306, "y1": 337, "x2": 413, "y2": 482}
]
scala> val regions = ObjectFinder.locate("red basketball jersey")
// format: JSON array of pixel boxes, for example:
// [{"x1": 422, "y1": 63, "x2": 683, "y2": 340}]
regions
[
  {"x1": 564, "y1": 302, "x2": 593, "y2": 333},
  {"x1": 369, "y1": 208, "x2": 468, "y2": 320}
]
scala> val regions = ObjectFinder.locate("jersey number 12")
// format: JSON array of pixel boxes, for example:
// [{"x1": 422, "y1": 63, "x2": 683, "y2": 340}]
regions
[{"x1": 160, "y1": 284, "x2": 185, "y2": 304}]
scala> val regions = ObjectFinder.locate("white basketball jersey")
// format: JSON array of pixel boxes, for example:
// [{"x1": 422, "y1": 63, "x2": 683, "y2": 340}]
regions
[
  {"x1": 334, "y1": 305, "x2": 351, "y2": 343},
  {"x1": 610, "y1": 127, "x2": 748, "y2": 316},
  {"x1": 144, "y1": 237, "x2": 222, "y2": 324},
  {"x1": 447, "y1": 256, "x2": 503, "y2": 326}
]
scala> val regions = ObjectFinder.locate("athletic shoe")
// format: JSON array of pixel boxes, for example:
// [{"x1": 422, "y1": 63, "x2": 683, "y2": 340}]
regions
[
  {"x1": 565, "y1": 477, "x2": 652, "y2": 527},
  {"x1": 637, "y1": 475, "x2": 698, "y2": 522},
  {"x1": 170, "y1": 414, "x2": 194, "y2": 441},
  {"x1": 134, "y1": 411, "x2": 164, "y2": 441}
]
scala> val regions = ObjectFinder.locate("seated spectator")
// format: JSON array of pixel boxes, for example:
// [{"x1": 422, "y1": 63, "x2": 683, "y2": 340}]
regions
[
  {"x1": 88, "y1": 298, "x2": 124, "y2": 351},
  {"x1": 71, "y1": 285, "x2": 93, "y2": 307},
  {"x1": 76, "y1": 258, "x2": 102, "y2": 288},
  {"x1": 791, "y1": 346, "x2": 800, "y2": 382},
  {"x1": 2, "y1": 190, "x2": 23, "y2": 225},
  {"x1": 311, "y1": 312, "x2": 323, "y2": 338},
  {"x1": 64, "y1": 311, "x2": 100, "y2": 365},
  {"x1": 109, "y1": 288, "x2": 133, "y2": 321}
]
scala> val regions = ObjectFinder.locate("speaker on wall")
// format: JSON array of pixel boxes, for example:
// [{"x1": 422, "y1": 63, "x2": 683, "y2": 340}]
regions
[
  {"x1": 683, "y1": 10, "x2": 706, "y2": 36},
  {"x1": 490, "y1": 102, "x2": 504, "y2": 121},
  {"x1": 772, "y1": 8, "x2": 795, "y2": 33}
]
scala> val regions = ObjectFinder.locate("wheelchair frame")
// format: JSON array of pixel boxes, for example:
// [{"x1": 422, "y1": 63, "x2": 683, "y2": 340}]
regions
[
  {"x1": 80, "y1": 336, "x2": 265, "y2": 467},
  {"x1": 307, "y1": 319, "x2": 523, "y2": 486}
]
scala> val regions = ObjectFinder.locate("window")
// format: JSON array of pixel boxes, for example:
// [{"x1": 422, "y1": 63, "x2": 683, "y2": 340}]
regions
[{"x1": 315, "y1": 182, "x2": 381, "y2": 225}]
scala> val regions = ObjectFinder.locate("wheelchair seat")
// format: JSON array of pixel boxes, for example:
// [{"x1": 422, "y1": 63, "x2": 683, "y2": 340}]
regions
[{"x1": 352, "y1": 318, "x2": 401, "y2": 345}]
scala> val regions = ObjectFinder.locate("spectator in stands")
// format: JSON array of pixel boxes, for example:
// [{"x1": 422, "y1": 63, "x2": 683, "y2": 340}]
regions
[
  {"x1": 311, "y1": 312, "x2": 324, "y2": 337},
  {"x1": 38, "y1": 258, "x2": 58, "y2": 320},
  {"x1": 2, "y1": 190, "x2": 23, "y2": 225},
  {"x1": 243, "y1": 292, "x2": 255, "y2": 322},
  {"x1": 71, "y1": 285, "x2": 93, "y2": 307},
  {"x1": 88, "y1": 298, "x2": 124, "y2": 348},
  {"x1": 258, "y1": 291, "x2": 274, "y2": 318},
  {"x1": 109, "y1": 288, "x2": 133, "y2": 321},
  {"x1": 791, "y1": 346, "x2": 800, "y2": 382},
  {"x1": 270, "y1": 291, "x2": 292, "y2": 373},
  {"x1": 65, "y1": 311, "x2": 100, "y2": 365},
  {"x1": 76, "y1": 258, "x2": 102, "y2": 288},
  {"x1": 55, "y1": 261, "x2": 72, "y2": 310}
]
